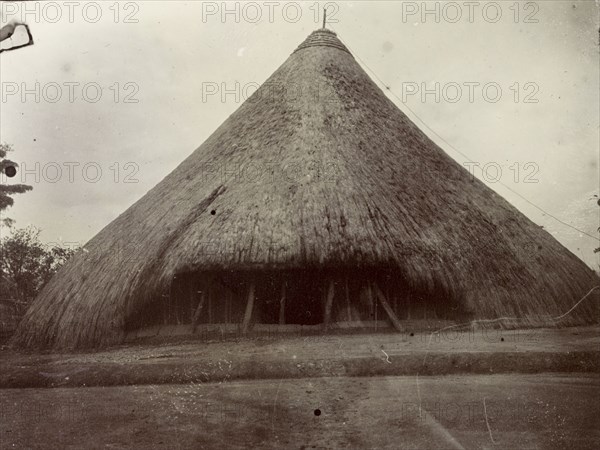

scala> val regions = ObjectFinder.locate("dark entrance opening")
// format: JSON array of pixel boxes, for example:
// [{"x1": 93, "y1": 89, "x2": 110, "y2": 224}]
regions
[
  {"x1": 282, "y1": 276, "x2": 323, "y2": 325},
  {"x1": 126, "y1": 267, "x2": 467, "y2": 335}
]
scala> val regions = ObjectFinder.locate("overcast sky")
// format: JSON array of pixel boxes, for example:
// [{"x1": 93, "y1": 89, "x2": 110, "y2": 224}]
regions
[{"x1": 1, "y1": 0, "x2": 598, "y2": 269}]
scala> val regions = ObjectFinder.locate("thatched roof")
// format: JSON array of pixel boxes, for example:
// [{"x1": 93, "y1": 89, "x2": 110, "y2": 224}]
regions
[{"x1": 13, "y1": 29, "x2": 599, "y2": 349}]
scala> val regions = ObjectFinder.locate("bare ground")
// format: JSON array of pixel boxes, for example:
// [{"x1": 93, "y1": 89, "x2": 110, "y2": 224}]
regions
[
  {"x1": 1, "y1": 374, "x2": 599, "y2": 449},
  {"x1": 1, "y1": 326, "x2": 599, "y2": 388}
]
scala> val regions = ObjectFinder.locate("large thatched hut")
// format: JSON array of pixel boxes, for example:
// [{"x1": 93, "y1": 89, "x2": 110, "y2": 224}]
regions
[{"x1": 13, "y1": 28, "x2": 599, "y2": 350}]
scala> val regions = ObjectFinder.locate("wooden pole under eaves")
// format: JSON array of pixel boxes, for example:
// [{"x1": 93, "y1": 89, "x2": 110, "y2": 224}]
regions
[
  {"x1": 278, "y1": 281, "x2": 286, "y2": 325},
  {"x1": 175, "y1": 282, "x2": 181, "y2": 325},
  {"x1": 345, "y1": 277, "x2": 351, "y2": 321},
  {"x1": 242, "y1": 281, "x2": 256, "y2": 335},
  {"x1": 225, "y1": 289, "x2": 231, "y2": 324},
  {"x1": 207, "y1": 285, "x2": 212, "y2": 323},
  {"x1": 169, "y1": 278, "x2": 175, "y2": 324},
  {"x1": 366, "y1": 282, "x2": 375, "y2": 320},
  {"x1": 322, "y1": 279, "x2": 335, "y2": 331},
  {"x1": 374, "y1": 282, "x2": 378, "y2": 330},
  {"x1": 189, "y1": 279, "x2": 194, "y2": 323},
  {"x1": 373, "y1": 283, "x2": 404, "y2": 332},
  {"x1": 192, "y1": 290, "x2": 206, "y2": 334}
]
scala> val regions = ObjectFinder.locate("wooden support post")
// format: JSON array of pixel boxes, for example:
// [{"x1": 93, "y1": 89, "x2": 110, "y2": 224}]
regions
[
  {"x1": 207, "y1": 285, "x2": 212, "y2": 323},
  {"x1": 373, "y1": 283, "x2": 404, "y2": 332},
  {"x1": 176, "y1": 296, "x2": 180, "y2": 324},
  {"x1": 278, "y1": 281, "x2": 286, "y2": 325},
  {"x1": 169, "y1": 279, "x2": 175, "y2": 325},
  {"x1": 366, "y1": 282, "x2": 375, "y2": 320},
  {"x1": 189, "y1": 279, "x2": 194, "y2": 323},
  {"x1": 175, "y1": 283, "x2": 181, "y2": 325},
  {"x1": 227, "y1": 289, "x2": 233, "y2": 324},
  {"x1": 374, "y1": 282, "x2": 378, "y2": 330},
  {"x1": 322, "y1": 279, "x2": 335, "y2": 331},
  {"x1": 345, "y1": 278, "x2": 351, "y2": 321},
  {"x1": 225, "y1": 289, "x2": 230, "y2": 324},
  {"x1": 242, "y1": 282, "x2": 256, "y2": 335},
  {"x1": 191, "y1": 290, "x2": 206, "y2": 334},
  {"x1": 162, "y1": 288, "x2": 168, "y2": 326}
]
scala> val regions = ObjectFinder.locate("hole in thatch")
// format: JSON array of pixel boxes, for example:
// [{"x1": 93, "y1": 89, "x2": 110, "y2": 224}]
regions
[
  {"x1": 314, "y1": 409, "x2": 321, "y2": 416},
  {"x1": 210, "y1": 210, "x2": 216, "y2": 215}
]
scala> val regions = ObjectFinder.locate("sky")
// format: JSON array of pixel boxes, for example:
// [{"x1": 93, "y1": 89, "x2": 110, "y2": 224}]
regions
[{"x1": 0, "y1": 0, "x2": 599, "y2": 269}]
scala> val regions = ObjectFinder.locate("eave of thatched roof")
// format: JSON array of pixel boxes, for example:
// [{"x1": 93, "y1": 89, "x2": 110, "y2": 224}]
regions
[{"x1": 12, "y1": 29, "x2": 599, "y2": 350}]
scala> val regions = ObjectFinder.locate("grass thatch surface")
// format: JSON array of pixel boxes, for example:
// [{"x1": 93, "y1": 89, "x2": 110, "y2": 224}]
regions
[{"x1": 12, "y1": 29, "x2": 599, "y2": 350}]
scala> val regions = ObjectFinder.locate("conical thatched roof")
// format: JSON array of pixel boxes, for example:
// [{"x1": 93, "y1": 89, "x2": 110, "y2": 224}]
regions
[{"x1": 13, "y1": 29, "x2": 599, "y2": 349}]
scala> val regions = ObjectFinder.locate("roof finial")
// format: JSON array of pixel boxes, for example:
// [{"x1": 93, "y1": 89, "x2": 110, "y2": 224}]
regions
[{"x1": 322, "y1": 8, "x2": 327, "y2": 29}]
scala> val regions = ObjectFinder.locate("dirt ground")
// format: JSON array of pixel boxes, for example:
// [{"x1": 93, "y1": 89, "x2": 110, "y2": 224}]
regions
[
  {"x1": 1, "y1": 327, "x2": 599, "y2": 448},
  {"x1": 1, "y1": 374, "x2": 599, "y2": 449},
  {"x1": 1, "y1": 326, "x2": 599, "y2": 388}
]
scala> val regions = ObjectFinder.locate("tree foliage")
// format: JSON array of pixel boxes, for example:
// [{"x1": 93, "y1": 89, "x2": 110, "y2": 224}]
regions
[
  {"x1": 0, "y1": 227, "x2": 76, "y2": 312},
  {"x1": 0, "y1": 143, "x2": 32, "y2": 223}
]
